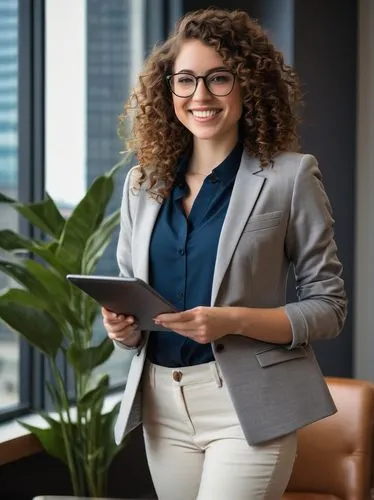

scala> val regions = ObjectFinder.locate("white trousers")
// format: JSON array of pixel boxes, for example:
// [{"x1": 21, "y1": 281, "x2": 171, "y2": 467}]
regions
[{"x1": 142, "y1": 360, "x2": 297, "y2": 500}]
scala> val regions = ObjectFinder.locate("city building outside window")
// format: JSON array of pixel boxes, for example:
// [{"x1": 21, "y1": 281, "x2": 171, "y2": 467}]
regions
[{"x1": 0, "y1": 0, "x2": 19, "y2": 412}]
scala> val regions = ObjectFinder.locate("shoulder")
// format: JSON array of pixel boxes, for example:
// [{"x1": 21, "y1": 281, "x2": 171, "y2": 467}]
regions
[
  {"x1": 123, "y1": 165, "x2": 150, "y2": 200},
  {"x1": 260, "y1": 152, "x2": 321, "y2": 187},
  {"x1": 125, "y1": 164, "x2": 169, "y2": 205},
  {"x1": 125, "y1": 165, "x2": 143, "y2": 190},
  {"x1": 125, "y1": 165, "x2": 163, "y2": 192},
  {"x1": 271, "y1": 152, "x2": 318, "y2": 174}
]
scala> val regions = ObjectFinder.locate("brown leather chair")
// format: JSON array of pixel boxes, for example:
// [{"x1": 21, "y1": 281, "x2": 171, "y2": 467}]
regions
[{"x1": 283, "y1": 377, "x2": 374, "y2": 500}]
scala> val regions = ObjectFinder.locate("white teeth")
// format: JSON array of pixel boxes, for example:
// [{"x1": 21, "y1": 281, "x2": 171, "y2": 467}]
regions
[{"x1": 191, "y1": 110, "x2": 218, "y2": 118}]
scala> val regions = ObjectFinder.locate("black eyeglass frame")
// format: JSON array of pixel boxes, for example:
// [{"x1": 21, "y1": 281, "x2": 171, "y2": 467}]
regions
[{"x1": 166, "y1": 70, "x2": 236, "y2": 98}]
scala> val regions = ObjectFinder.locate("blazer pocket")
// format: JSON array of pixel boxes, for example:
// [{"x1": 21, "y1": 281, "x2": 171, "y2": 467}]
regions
[
  {"x1": 256, "y1": 346, "x2": 307, "y2": 368},
  {"x1": 243, "y1": 211, "x2": 282, "y2": 233}
]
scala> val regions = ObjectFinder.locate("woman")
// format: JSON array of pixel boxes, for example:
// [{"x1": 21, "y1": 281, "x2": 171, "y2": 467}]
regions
[{"x1": 102, "y1": 8, "x2": 347, "y2": 500}]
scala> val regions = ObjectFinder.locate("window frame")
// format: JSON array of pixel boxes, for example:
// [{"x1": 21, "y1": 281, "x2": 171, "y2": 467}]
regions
[{"x1": 0, "y1": 0, "x2": 46, "y2": 423}]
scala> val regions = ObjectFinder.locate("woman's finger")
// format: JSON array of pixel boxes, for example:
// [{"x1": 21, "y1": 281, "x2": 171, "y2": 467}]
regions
[
  {"x1": 107, "y1": 324, "x2": 138, "y2": 340},
  {"x1": 155, "y1": 310, "x2": 194, "y2": 323}
]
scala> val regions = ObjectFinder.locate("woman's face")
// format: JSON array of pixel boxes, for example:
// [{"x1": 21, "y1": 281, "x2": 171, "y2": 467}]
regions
[{"x1": 171, "y1": 39, "x2": 243, "y2": 145}]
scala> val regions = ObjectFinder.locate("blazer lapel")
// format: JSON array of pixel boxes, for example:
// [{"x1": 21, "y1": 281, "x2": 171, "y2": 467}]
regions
[
  {"x1": 132, "y1": 189, "x2": 162, "y2": 283},
  {"x1": 211, "y1": 152, "x2": 265, "y2": 305}
]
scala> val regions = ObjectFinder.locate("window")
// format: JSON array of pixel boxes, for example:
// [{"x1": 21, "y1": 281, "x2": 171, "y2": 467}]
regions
[
  {"x1": 45, "y1": 0, "x2": 146, "y2": 387},
  {"x1": 0, "y1": 0, "x2": 19, "y2": 412},
  {"x1": 0, "y1": 0, "x2": 180, "y2": 423}
]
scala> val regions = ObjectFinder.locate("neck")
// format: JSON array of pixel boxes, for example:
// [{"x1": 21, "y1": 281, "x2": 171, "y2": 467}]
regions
[{"x1": 188, "y1": 131, "x2": 239, "y2": 175}]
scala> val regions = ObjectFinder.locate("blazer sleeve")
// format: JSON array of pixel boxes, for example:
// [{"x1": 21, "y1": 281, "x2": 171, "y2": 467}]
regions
[
  {"x1": 283, "y1": 154, "x2": 347, "y2": 349},
  {"x1": 114, "y1": 166, "x2": 141, "y2": 352}
]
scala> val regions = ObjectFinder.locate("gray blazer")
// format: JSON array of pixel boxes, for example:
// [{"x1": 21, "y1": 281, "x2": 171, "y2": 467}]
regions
[{"x1": 113, "y1": 151, "x2": 347, "y2": 446}]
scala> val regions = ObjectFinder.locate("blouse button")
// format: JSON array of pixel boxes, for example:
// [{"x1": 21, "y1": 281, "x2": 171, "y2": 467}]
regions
[{"x1": 178, "y1": 248, "x2": 185, "y2": 256}]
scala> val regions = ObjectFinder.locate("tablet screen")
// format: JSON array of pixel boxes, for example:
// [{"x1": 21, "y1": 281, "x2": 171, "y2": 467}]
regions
[{"x1": 66, "y1": 274, "x2": 177, "y2": 332}]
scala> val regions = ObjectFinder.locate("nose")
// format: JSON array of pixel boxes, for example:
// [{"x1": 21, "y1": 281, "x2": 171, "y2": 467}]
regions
[{"x1": 192, "y1": 78, "x2": 212, "y2": 100}]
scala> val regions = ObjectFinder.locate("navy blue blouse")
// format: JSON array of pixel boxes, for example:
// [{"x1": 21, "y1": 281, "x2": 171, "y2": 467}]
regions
[{"x1": 147, "y1": 142, "x2": 243, "y2": 367}]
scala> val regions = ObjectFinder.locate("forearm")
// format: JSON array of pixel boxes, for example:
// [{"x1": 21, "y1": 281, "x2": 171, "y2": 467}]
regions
[
  {"x1": 155, "y1": 306, "x2": 293, "y2": 346},
  {"x1": 225, "y1": 307, "x2": 293, "y2": 345}
]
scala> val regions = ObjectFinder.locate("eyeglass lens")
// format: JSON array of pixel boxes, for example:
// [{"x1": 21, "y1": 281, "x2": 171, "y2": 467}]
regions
[{"x1": 169, "y1": 71, "x2": 234, "y2": 97}]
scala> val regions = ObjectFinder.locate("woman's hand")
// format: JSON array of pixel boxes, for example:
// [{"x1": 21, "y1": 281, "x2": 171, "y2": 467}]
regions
[
  {"x1": 154, "y1": 306, "x2": 235, "y2": 344},
  {"x1": 101, "y1": 307, "x2": 141, "y2": 347},
  {"x1": 155, "y1": 306, "x2": 293, "y2": 345}
]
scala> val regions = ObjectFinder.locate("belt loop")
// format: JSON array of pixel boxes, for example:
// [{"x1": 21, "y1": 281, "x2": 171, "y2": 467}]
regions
[
  {"x1": 210, "y1": 361, "x2": 222, "y2": 388},
  {"x1": 146, "y1": 361, "x2": 155, "y2": 389},
  {"x1": 152, "y1": 363, "x2": 156, "y2": 389}
]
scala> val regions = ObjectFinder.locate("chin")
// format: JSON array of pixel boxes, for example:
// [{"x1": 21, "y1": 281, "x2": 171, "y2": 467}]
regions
[
  {"x1": 196, "y1": 134, "x2": 222, "y2": 141},
  {"x1": 188, "y1": 126, "x2": 222, "y2": 141}
]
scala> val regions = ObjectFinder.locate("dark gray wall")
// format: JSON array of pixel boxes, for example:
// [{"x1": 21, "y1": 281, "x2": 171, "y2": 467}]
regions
[
  {"x1": 246, "y1": 0, "x2": 294, "y2": 64},
  {"x1": 292, "y1": 1, "x2": 356, "y2": 376},
  {"x1": 181, "y1": 0, "x2": 357, "y2": 377}
]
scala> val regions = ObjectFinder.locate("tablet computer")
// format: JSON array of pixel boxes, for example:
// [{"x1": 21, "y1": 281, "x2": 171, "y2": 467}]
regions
[{"x1": 66, "y1": 274, "x2": 177, "y2": 332}]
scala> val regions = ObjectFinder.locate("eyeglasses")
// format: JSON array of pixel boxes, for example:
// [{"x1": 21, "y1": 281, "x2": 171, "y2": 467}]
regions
[{"x1": 166, "y1": 70, "x2": 236, "y2": 98}]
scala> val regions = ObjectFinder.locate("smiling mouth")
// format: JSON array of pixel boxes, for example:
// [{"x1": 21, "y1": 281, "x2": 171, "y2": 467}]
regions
[{"x1": 189, "y1": 109, "x2": 221, "y2": 119}]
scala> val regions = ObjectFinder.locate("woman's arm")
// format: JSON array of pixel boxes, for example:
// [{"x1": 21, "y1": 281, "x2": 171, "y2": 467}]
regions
[
  {"x1": 226, "y1": 307, "x2": 292, "y2": 344},
  {"x1": 154, "y1": 306, "x2": 292, "y2": 345},
  {"x1": 111, "y1": 167, "x2": 143, "y2": 350},
  {"x1": 282, "y1": 154, "x2": 347, "y2": 348}
]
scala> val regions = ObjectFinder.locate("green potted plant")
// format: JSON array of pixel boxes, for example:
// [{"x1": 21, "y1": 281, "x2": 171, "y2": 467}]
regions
[{"x1": 0, "y1": 163, "x2": 125, "y2": 497}]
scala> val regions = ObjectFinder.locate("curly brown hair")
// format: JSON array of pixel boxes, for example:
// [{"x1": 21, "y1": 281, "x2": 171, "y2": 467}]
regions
[{"x1": 119, "y1": 7, "x2": 302, "y2": 199}]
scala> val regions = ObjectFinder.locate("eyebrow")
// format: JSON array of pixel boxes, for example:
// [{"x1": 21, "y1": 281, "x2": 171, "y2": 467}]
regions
[{"x1": 174, "y1": 66, "x2": 228, "y2": 75}]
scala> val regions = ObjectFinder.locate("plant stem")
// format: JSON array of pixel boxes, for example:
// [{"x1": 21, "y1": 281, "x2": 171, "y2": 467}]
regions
[
  {"x1": 76, "y1": 369, "x2": 90, "y2": 495},
  {"x1": 80, "y1": 375, "x2": 101, "y2": 496},
  {"x1": 86, "y1": 416, "x2": 99, "y2": 497},
  {"x1": 50, "y1": 358, "x2": 83, "y2": 496}
]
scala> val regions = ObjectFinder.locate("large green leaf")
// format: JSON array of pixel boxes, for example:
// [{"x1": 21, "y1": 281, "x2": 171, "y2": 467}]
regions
[
  {"x1": 83, "y1": 295, "x2": 99, "y2": 336},
  {"x1": 0, "y1": 193, "x2": 15, "y2": 203},
  {"x1": 0, "y1": 229, "x2": 68, "y2": 274},
  {"x1": 56, "y1": 167, "x2": 122, "y2": 273},
  {"x1": 25, "y1": 259, "x2": 83, "y2": 330},
  {"x1": 78, "y1": 374, "x2": 109, "y2": 412},
  {"x1": 0, "y1": 229, "x2": 41, "y2": 252},
  {"x1": 0, "y1": 289, "x2": 63, "y2": 357},
  {"x1": 0, "y1": 260, "x2": 80, "y2": 332},
  {"x1": 0, "y1": 260, "x2": 50, "y2": 297},
  {"x1": 0, "y1": 193, "x2": 65, "y2": 239},
  {"x1": 45, "y1": 240, "x2": 59, "y2": 253},
  {"x1": 19, "y1": 421, "x2": 68, "y2": 464},
  {"x1": 25, "y1": 259, "x2": 71, "y2": 299},
  {"x1": 67, "y1": 337, "x2": 114, "y2": 374},
  {"x1": 82, "y1": 209, "x2": 120, "y2": 275}
]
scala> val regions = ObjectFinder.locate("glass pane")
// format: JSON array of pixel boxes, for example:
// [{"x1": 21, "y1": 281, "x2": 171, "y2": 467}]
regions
[
  {"x1": 0, "y1": 0, "x2": 19, "y2": 410},
  {"x1": 45, "y1": 0, "x2": 145, "y2": 387}
]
